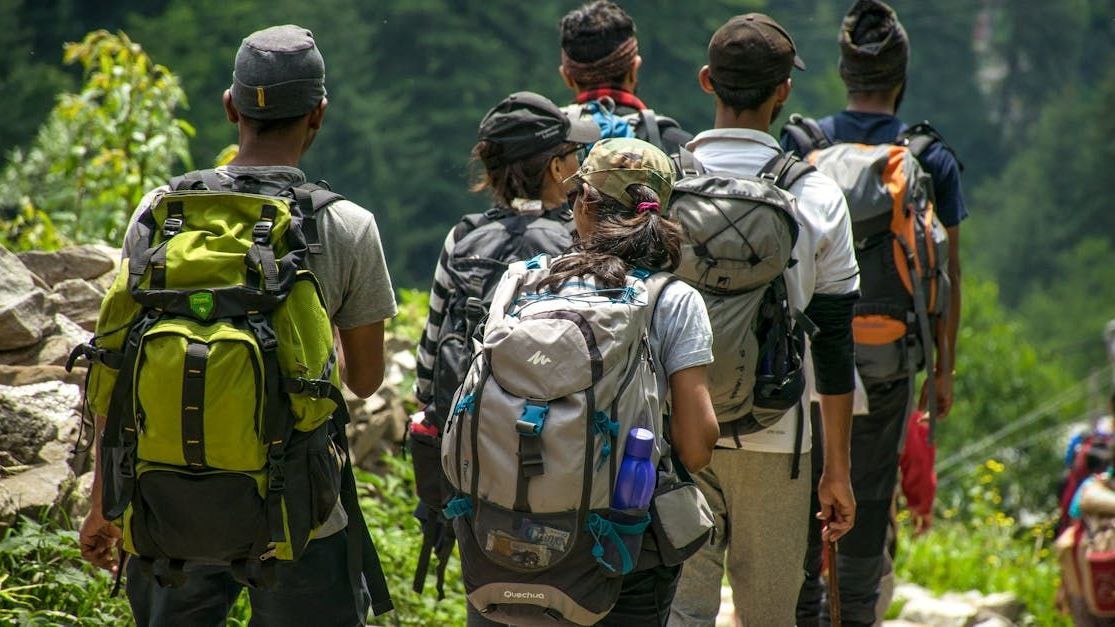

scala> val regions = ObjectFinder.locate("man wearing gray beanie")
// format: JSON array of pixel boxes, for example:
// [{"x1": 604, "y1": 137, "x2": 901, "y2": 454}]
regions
[
  {"x1": 781, "y1": 2, "x2": 967, "y2": 625},
  {"x1": 77, "y1": 24, "x2": 397, "y2": 625}
]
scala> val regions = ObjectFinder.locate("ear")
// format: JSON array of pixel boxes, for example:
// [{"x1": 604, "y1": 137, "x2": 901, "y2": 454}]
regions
[
  {"x1": 548, "y1": 152, "x2": 566, "y2": 182},
  {"x1": 573, "y1": 182, "x2": 590, "y2": 218},
  {"x1": 697, "y1": 66, "x2": 715, "y2": 95},
  {"x1": 775, "y1": 78, "x2": 792, "y2": 104},
  {"x1": 223, "y1": 90, "x2": 239, "y2": 124},
  {"x1": 627, "y1": 54, "x2": 643, "y2": 83},
  {"x1": 559, "y1": 65, "x2": 579, "y2": 92},
  {"x1": 307, "y1": 97, "x2": 328, "y2": 130}
]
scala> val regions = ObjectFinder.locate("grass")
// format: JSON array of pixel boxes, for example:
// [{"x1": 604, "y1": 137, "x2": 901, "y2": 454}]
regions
[{"x1": 892, "y1": 459, "x2": 1068, "y2": 626}]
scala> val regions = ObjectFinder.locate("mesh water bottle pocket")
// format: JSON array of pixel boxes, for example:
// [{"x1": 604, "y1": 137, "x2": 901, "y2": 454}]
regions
[{"x1": 587, "y1": 508, "x2": 650, "y2": 577}]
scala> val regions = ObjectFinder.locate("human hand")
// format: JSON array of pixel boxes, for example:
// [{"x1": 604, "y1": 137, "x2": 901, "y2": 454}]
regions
[
  {"x1": 79, "y1": 506, "x2": 121, "y2": 572},
  {"x1": 919, "y1": 369, "x2": 954, "y2": 419},
  {"x1": 817, "y1": 472, "x2": 856, "y2": 542},
  {"x1": 912, "y1": 510, "x2": 933, "y2": 536}
]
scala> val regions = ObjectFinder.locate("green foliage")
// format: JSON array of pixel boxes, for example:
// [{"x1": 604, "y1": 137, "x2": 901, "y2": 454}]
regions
[
  {"x1": 895, "y1": 460, "x2": 1068, "y2": 626},
  {"x1": 357, "y1": 455, "x2": 466, "y2": 626},
  {"x1": 0, "y1": 30, "x2": 193, "y2": 247},
  {"x1": 388, "y1": 288, "x2": 431, "y2": 347},
  {"x1": 0, "y1": 516, "x2": 131, "y2": 625},
  {"x1": 937, "y1": 277, "x2": 1082, "y2": 512},
  {"x1": 0, "y1": 197, "x2": 65, "y2": 252}
]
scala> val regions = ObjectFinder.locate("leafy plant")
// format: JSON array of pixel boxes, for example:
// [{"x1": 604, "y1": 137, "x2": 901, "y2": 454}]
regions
[
  {"x1": 894, "y1": 460, "x2": 1068, "y2": 626},
  {"x1": 0, "y1": 30, "x2": 194, "y2": 248}
]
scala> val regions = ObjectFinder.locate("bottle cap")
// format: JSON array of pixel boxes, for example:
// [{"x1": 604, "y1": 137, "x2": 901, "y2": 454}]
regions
[{"x1": 624, "y1": 427, "x2": 654, "y2": 460}]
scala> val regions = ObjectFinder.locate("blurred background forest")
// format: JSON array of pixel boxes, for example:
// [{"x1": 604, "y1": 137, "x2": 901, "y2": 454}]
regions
[{"x1": 2, "y1": 0, "x2": 1115, "y2": 623}]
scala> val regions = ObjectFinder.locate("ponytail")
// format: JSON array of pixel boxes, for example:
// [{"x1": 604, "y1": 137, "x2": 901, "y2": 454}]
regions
[{"x1": 539, "y1": 183, "x2": 681, "y2": 293}]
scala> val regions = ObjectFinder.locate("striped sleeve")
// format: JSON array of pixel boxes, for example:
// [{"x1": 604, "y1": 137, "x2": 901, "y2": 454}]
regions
[{"x1": 414, "y1": 227, "x2": 460, "y2": 404}]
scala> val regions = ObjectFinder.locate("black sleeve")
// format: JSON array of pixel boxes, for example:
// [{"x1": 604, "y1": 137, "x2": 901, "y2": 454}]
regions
[{"x1": 804, "y1": 291, "x2": 859, "y2": 395}]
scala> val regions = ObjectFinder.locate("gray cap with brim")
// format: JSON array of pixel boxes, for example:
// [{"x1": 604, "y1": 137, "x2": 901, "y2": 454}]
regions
[
  {"x1": 477, "y1": 91, "x2": 600, "y2": 167},
  {"x1": 230, "y1": 24, "x2": 326, "y2": 120}
]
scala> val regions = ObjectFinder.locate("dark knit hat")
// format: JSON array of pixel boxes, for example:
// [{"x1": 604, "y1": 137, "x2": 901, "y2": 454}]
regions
[
  {"x1": 230, "y1": 25, "x2": 326, "y2": 120},
  {"x1": 839, "y1": 0, "x2": 909, "y2": 92}
]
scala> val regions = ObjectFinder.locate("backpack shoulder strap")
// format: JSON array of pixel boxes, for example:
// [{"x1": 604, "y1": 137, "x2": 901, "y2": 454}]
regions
[
  {"x1": 292, "y1": 181, "x2": 346, "y2": 254},
  {"x1": 169, "y1": 170, "x2": 225, "y2": 192},
  {"x1": 672, "y1": 147, "x2": 706, "y2": 179},
  {"x1": 759, "y1": 151, "x2": 816, "y2": 192},
  {"x1": 638, "y1": 271, "x2": 679, "y2": 333},
  {"x1": 898, "y1": 121, "x2": 965, "y2": 172},
  {"x1": 638, "y1": 108, "x2": 664, "y2": 150},
  {"x1": 781, "y1": 114, "x2": 831, "y2": 155}
]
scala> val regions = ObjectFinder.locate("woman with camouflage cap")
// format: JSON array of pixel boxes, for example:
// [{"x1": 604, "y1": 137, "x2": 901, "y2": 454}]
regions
[{"x1": 467, "y1": 138, "x2": 718, "y2": 626}]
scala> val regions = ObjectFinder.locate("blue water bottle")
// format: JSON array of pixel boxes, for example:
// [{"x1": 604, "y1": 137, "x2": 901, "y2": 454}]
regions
[{"x1": 612, "y1": 427, "x2": 656, "y2": 510}]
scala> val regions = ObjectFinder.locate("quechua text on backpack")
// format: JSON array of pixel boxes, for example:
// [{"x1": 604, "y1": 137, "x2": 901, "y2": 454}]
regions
[
  {"x1": 67, "y1": 172, "x2": 392, "y2": 614},
  {"x1": 783, "y1": 115, "x2": 952, "y2": 438},
  {"x1": 412, "y1": 205, "x2": 575, "y2": 598},
  {"x1": 667, "y1": 150, "x2": 815, "y2": 469},
  {"x1": 438, "y1": 255, "x2": 678, "y2": 625}
]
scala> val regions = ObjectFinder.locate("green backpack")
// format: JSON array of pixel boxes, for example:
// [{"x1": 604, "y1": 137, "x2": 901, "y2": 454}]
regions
[{"x1": 68, "y1": 172, "x2": 392, "y2": 612}]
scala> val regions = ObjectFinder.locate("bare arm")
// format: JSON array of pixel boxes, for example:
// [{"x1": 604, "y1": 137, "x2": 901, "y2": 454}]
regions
[
  {"x1": 1079, "y1": 480, "x2": 1115, "y2": 517},
  {"x1": 817, "y1": 392, "x2": 856, "y2": 541},
  {"x1": 337, "y1": 321, "x2": 387, "y2": 399},
  {"x1": 79, "y1": 413, "x2": 120, "y2": 571},
  {"x1": 667, "y1": 365, "x2": 718, "y2": 473}
]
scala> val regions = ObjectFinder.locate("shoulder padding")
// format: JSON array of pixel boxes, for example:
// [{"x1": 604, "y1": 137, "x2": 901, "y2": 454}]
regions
[
  {"x1": 781, "y1": 114, "x2": 831, "y2": 155},
  {"x1": 898, "y1": 121, "x2": 965, "y2": 172}
]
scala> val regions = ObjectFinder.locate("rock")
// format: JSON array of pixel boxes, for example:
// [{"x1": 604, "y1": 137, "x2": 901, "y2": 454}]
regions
[
  {"x1": 50, "y1": 279, "x2": 104, "y2": 331},
  {"x1": 0, "y1": 365, "x2": 86, "y2": 387},
  {"x1": 0, "y1": 382, "x2": 81, "y2": 465},
  {"x1": 901, "y1": 595, "x2": 980, "y2": 627},
  {"x1": 391, "y1": 350, "x2": 417, "y2": 373},
  {"x1": 66, "y1": 471, "x2": 96, "y2": 524},
  {"x1": 0, "y1": 460, "x2": 75, "y2": 527},
  {"x1": 972, "y1": 612, "x2": 1014, "y2": 627},
  {"x1": 0, "y1": 246, "x2": 51, "y2": 351},
  {"x1": 965, "y1": 591, "x2": 1023, "y2": 623},
  {"x1": 17, "y1": 244, "x2": 116, "y2": 287},
  {"x1": 0, "y1": 314, "x2": 91, "y2": 367}
]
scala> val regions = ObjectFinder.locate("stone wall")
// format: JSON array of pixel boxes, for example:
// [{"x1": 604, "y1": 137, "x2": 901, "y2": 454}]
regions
[{"x1": 0, "y1": 243, "x2": 412, "y2": 527}]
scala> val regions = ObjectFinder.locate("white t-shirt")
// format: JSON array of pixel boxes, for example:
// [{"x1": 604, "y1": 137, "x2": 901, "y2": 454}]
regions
[{"x1": 688, "y1": 128, "x2": 860, "y2": 454}]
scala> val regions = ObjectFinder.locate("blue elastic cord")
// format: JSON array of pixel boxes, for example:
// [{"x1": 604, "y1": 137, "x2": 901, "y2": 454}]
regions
[
  {"x1": 525, "y1": 254, "x2": 545, "y2": 270},
  {"x1": 444, "y1": 496, "x2": 473, "y2": 519},
  {"x1": 454, "y1": 392, "x2": 475, "y2": 415},
  {"x1": 586, "y1": 512, "x2": 651, "y2": 575},
  {"x1": 592, "y1": 411, "x2": 619, "y2": 471}
]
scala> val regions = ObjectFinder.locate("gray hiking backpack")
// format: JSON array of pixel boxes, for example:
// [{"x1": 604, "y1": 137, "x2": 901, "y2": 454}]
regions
[
  {"x1": 782, "y1": 115, "x2": 952, "y2": 439},
  {"x1": 563, "y1": 99, "x2": 682, "y2": 154},
  {"x1": 668, "y1": 150, "x2": 815, "y2": 469},
  {"x1": 440, "y1": 255, "x2": 712, "y2": 625}
]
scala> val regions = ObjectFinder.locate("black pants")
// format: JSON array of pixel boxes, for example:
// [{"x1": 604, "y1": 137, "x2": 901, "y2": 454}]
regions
[
  {"x1": 796, "y1": 378, "x2": 912, "y2": 627},
  {"x1": 126, "y1": 530, "x2": 370, "y2": 627},
  {"x1": 466, "y1": 563, "x2": 681, "y2": 626}
]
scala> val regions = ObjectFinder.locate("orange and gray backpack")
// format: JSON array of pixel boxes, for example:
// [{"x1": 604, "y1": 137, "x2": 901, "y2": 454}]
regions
[{"x1": 782, "y1": 115, "x2": 952, "y2": 439}]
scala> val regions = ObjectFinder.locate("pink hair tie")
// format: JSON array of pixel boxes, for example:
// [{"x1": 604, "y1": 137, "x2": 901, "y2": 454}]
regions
[{"x1": 635, "y1": 201, "x2": 660, "y2": 214}]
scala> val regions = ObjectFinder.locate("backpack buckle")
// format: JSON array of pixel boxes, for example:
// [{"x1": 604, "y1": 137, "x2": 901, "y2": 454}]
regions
[
  {"x1": 246, "y1": 313, "x2": 279, "y2": 352},
  {"x1": 759, "y1": 172, "x2": 777, "y2": 183},
  {"x1": 252, "y1": 220, "x2": 273, "y2": 244},
  {"x1": 162, "y1": 217, "x2": 184, "y2": 239},
  {"x1": 516, "y1": 402, "x2": 549, "y2": 437}
]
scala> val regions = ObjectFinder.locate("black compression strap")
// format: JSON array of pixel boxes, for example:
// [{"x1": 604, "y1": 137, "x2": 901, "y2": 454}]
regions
[
  {"x1": 333, "y1": 408, "x2": 394, "y2": 616},
  {"x1": 791, "y1": 400, "x2": 804, "y2": 480},
  {"x1": 181, "y1": 342, "x2": 209, "y2": 469},
  {"x1": 639, "y1": 108, "x2": 663, "y2": 150}
]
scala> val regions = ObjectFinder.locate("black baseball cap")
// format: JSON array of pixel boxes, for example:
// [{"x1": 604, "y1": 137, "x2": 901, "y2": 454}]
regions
[
  {"x1": 708, "y1": 13, "x2": 806, "y2": 90},
  {"x1": 477, "y1": 92, "x2": 600, "y2": 167}
]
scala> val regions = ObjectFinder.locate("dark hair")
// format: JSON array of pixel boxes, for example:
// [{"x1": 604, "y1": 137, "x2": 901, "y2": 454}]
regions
[
  {"x1": 469, "y1": 141, "x2": 578, "y2": 207},
  {"x1": 539, "y1": 182, "x2": 681, "y2": 292},
  {"x1": 560, "y1": 1, "x2": 636, "y2": 67},
  {"x1": 241, "y1": 114, "x2": 306, "y2": 135},
  {"x1": 709, "y1": 77, "x2": 781, "y2": 116}
]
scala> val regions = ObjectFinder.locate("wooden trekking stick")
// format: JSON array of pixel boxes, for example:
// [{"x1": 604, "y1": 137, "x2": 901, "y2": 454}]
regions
[{"x1": 826, "y1": 539, "x2": 841, "y2": 627}]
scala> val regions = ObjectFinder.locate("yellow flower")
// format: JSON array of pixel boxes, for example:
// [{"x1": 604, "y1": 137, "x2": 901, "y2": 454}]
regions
[{"x1": 985, "y1": 459, "x2": 1005, "y2": 474}]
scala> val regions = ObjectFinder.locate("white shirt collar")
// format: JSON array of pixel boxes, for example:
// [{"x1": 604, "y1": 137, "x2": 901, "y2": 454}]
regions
[{"x1": 685, "y1": 127, "x2": 782, "y2": 153}]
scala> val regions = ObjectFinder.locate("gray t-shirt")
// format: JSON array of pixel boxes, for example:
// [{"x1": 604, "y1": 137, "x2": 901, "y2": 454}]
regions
[
  {"x1": 648, "y1": 279, "x2": 714, "y2": 398},
  {"x1": 123, "y1": 165, "x2": 397, "y2": 328},
  {"x1": 121, "y1": 165, "x2": 397, "y2": 540}
]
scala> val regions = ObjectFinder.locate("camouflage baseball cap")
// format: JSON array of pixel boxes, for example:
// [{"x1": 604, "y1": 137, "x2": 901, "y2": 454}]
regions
[{"x1": 566, "y1": 138, "x2": 675, "y2": 208}]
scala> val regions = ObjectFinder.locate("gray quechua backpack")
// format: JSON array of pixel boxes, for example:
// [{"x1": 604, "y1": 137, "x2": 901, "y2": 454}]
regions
[
  {"x1": 439, "y1": 255, "x2": 674, "y2": 625},
  {"x1": 668, "y1": 150, "x2": 814, "y2": 459}
]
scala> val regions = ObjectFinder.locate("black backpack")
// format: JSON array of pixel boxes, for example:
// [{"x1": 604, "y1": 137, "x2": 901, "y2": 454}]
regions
[{"x1": 411, "y1": 205, "x2": 574, "y2": 598}]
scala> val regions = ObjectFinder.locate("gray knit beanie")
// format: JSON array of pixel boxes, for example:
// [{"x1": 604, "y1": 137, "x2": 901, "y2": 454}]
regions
[
  {"x1": 230, "y1": 25, "x2": 326, "y2": 120},
  {"x1": 838, "y1": 0, "x2": 909, "y2": 92}
]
